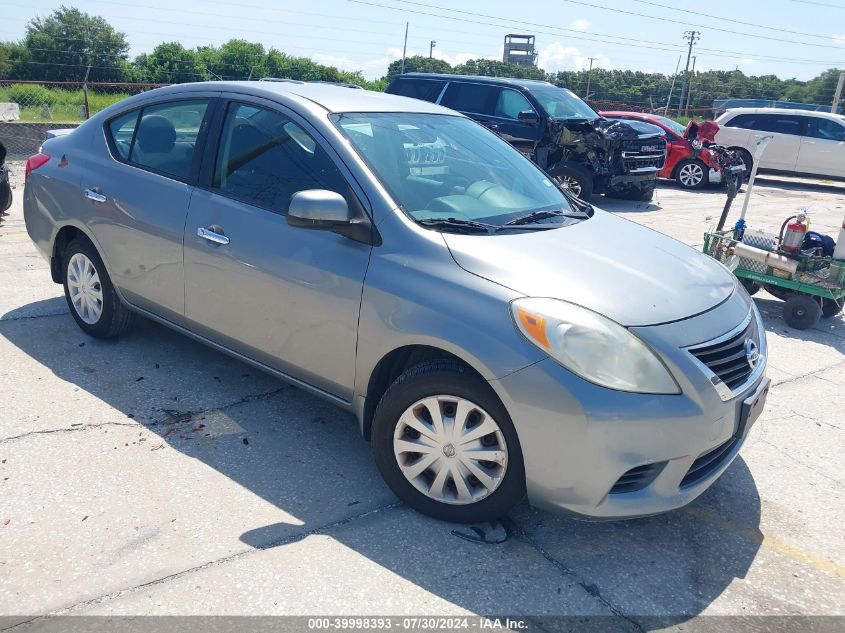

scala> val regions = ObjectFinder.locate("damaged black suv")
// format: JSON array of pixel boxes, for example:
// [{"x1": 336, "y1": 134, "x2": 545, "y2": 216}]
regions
[{"x1": 387, "y1": 73, "x2": 666, "y2": 200}]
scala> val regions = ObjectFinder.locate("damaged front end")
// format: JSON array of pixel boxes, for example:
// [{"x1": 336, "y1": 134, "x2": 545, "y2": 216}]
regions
[{"x1": 541, "y1": 118, "x2": 665, "y2": 198}]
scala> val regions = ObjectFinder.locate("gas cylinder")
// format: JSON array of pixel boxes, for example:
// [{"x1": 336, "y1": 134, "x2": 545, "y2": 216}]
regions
[
  {"x1": 833, "y1": 215, "x2": 845, "y2": 261},
  {"x1": 782, "y1": 214, "x2": 809, "y2": 254}
]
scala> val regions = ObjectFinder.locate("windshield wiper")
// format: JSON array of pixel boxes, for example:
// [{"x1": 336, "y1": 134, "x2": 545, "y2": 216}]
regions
[
  {"x1": 417, "y1": 217, "x2": 496, "y2": 234},
  {"x1": 501, "y1": 209, "x2": 590, "y2": 227}
]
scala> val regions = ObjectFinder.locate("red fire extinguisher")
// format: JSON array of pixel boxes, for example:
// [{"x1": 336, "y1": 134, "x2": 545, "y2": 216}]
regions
[{"x1": 782, "y1": 213, "x2": 809, "y2": 254}]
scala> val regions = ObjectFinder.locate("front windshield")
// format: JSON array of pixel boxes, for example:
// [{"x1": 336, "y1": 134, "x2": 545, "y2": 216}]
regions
[
  {"x1": 527, "y1": 86, "x2": 598, "y2": 120},
  {"x1": 332, "y1": 113, "x2": 581, "y2": 228},
  {"x1": 654, "y1": 115, "x2": 687, "y2": 135}
]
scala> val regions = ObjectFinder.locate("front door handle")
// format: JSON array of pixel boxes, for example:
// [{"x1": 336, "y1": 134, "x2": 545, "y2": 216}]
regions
[
  {"x1": 197, "y1": 226, "x2": 230, "y2": 245},
  {"x1": 84, "y1": 188, "x2": 107, "y2": 203}
]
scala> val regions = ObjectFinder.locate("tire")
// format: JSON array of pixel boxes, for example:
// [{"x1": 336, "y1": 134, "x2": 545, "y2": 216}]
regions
[
  {"x1": 62, "y1": 237, "x2": 135, "y2": 338},
  {"x1": 740, "y1": 278, "x2": 760, "y2": 296},
  {"x1": 819, "y1": 297, "x2": 844, "y2": 318},
  {"x1": 550, "y1": 164, "x2": 594, "y2": 200},
  {"x1": 371, "y1": 360, "x2": 526, "y2": 523},
  {"x1": 734, "y1": 148, "x2": 753, "y2": 179},
  {"x1": 606, "y1": 181, "x2": 656, "y2": 202},
  {"x1": 783, "y1": 294, "x2": 821, "y2": 330},
  {"x1": 675, "y1": 159, "x2": 707, "y2": 189}
]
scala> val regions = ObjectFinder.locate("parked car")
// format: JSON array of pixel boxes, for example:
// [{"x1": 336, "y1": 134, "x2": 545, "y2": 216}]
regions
[
  {"x1": 386, "y1": 73, "x2": 666, "y2": 201},
  {"x1": 601, "y1": 111, "x2": 725, "y2": 189},
  {"x1": 715, "y1": 107, "x2": 845, "y2": 180},
  {"x1": 24, "y1": 81, "x2": 768, "y2": 523}
]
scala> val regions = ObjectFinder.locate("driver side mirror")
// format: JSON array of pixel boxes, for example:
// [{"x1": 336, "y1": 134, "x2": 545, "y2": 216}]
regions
[
  {"x1": 517, "y1": 110, "x2": 540, "y2": 126},
  {"x1": 287, "y1": 189, "x2": 380, "y2": 245}
]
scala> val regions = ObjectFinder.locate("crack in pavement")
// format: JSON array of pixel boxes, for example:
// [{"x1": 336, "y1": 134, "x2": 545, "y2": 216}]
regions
[
  {"x1": 0, "y1": 420, "x2": 139, "y2": 444},
  {"x1": 0, "y1": 384, "x2": 291, "y2": 444},
  {"x1": 772, "y1": 360, "x2": 845, "y2": 387},
  {"x1": 1, "y1": 502, "x2": 403, "y2": 625},
  {"x1": 0, "y1": 310, "x2": 68, "y2": 323},
  {"x1": 508, "y1": 519, "x2": 645, "y2": 633}
]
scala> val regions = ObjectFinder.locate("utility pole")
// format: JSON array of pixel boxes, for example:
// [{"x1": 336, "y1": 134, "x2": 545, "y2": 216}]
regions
[
  {"x1": 429, "y1": 40, "x2": 436, "y2": 58},
  {"x1": 684, "y1": 55, "x2": 697, "y2": 117},
  {"x1": 664, "y1": 55, "x2": 681, "y2": 116},
  {"x1": 584, "y1": 57, "x2": 597, "y2": 99},
  {"x1": 832, "y1": 71, "x2": 845, "y2": 114},
  {"x1": 677, "y1": 30, "x2": 700, "y2": 116},
  {"x1": 400, "y1": 22, "x2": 409, "y2": 74}
]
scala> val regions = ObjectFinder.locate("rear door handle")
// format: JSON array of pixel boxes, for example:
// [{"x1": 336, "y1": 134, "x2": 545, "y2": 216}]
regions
[
  {"x1": 197, "y1": 226, "x2": 230, "y2": 245},
  {"x1": 84, "y1": 189, "x2": 107, "y2": 203}
]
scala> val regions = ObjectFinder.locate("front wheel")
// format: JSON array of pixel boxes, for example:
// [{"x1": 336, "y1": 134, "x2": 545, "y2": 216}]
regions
[
  {"x1": 62, "y1": 238, "x2": 135, "y2": 338},
  {"x1": 675, "y1": 159, "x2": 707, "y2": 189},
  {"x1": 371, "y1": 360, "x2": 525, "y2": 523},
  {"x1": 550, "y1": 164, "x2": 594, "y2": 201}
]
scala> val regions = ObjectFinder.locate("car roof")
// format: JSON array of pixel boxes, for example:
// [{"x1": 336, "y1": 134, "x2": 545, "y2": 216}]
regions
[
  {"x1": 397, "y1": 73, "x2": 556, "y2": 89},
  {"x1": 721, "y1": 107, "x2": 844, "y2": 121},
  {"x1": 118, "y1": 80, "x2": 456, "y2": 115}
]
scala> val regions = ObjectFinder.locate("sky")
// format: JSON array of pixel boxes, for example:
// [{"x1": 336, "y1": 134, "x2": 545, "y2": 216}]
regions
[{"x1": 3, "y1": 0, "x2": 845, "y2": 82}]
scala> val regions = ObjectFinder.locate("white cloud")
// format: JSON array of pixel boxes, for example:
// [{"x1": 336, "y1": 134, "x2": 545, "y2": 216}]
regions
[
  {"x1": 537, "y1": 42, "x2": 611, "y2": 73},
  {"x1": 740, "y1": 57, "x2": 758, "y2": 66},
  {"x1": 569, "y1": 18, "x2": 590, "y2": 31},
  {"x1": 833, "y1": 34, "x2": 845, "y2": 45}
]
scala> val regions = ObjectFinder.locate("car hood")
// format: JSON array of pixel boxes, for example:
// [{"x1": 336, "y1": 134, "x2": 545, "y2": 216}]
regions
[{"x1": 441, "y1": 209, "x2": 736, "y2": 327}]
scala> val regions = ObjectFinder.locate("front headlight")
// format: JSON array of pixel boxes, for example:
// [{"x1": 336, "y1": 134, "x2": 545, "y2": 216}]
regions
[{"x1": 511, "y1": 298, "x2": 680, "y2": 394}]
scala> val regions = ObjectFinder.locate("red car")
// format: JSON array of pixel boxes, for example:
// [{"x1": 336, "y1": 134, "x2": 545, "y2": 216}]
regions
[{"x1": 600, "y1": 111, "x2": 722, "y2": 189}]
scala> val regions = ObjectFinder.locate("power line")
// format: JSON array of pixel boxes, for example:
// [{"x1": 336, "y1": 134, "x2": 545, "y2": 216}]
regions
[
  {"x1": 347, "y1": 0, "x2": 845, "y2": 65},
  {"x1": 634, "y1": 0, "x2": 839, "y2": 41},
  {"x1": 791, "y1": 0, "x2": 845, "y2": 7},
  {"x1": 561, "y1": 0, "x2": 845, "y2": 50}
]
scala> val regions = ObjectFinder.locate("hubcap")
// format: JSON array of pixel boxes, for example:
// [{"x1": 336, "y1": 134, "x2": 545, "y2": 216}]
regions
[
  {"x1": 555, "y1": 175, "x2": 582, "y2": 197},
  {"x1": 679, "y1": 163, "x2": 704, "y2": 187},
  {"x1": 393, "y1": 396, "x2": 508, "y2": 505},
  {"x1": 67, "y1": 253, "x2": 104, "y2": 324}
]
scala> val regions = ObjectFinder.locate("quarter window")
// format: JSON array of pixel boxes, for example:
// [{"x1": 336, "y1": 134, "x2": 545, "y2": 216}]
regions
[
  {"x1": 108, "y1": 110, "x2": 138, "y2": 160},
  {"x1": 212, "y1": 103, "x2": 347, "y2": 212},
  {"x1": 390, "y1": 79, "x2": 447, "y2": 102}
]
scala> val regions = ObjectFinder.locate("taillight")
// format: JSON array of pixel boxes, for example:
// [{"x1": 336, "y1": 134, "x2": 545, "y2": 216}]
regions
[{"x1": 25, "y1": 153, "x2": 51, "y2": 182}]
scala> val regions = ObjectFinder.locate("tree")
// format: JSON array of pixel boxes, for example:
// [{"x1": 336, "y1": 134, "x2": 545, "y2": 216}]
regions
[
  {"x1": 454, "y1": 59, "x2": 546, "y2": 80},
  {"x1": 385, "y1": 55, "x2": 453, "y2": 81},
  {"x1": 0, "y1": 42, "x2": 31, "y2": 79},
  {"x1": 212, "y1": 40, "x2": 267, "y2": 80},
  {"x1": 134, "y1": 43, "x2": 208, "y2": 84},
  {"x1": 23, "y1": 6, "x2": 131, "y2": 82}
]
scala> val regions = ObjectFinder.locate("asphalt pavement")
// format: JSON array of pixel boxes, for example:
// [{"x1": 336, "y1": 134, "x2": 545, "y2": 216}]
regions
[{"x1": 1, "y1": 164, "x2": 843, "y2": 629}]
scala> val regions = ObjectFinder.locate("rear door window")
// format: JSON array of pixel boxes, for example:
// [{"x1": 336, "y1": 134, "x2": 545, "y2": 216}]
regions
[
  {"x1": 107, "y1": 100, "x2": 210, "y2": 181},
  {"x1": 806, "y1": 117, "x2": 845, "y2": 141},
  {"x1": 390, "y1": 79, "x2": 447, "y2": 102},
  {"x1": 727, "y1": 113, "x2": 805, "y2": 136},
  {"x1": 440, "y1": 83, "x2": 498, "y2": 116}
]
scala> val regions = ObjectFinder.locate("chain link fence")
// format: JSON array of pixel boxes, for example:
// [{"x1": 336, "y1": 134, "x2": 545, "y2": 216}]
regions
[{"x1": 0, "y1": 81, "x2": 167, "y2": 158}]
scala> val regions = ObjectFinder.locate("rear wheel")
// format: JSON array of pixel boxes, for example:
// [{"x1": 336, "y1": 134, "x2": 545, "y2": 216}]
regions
[
  {"x1": 550, "y1": 164, "x2": 594, "y2": 200},
  {"x1": 371, "y1": 360, "x2": 525, "y2": 523},
  {"x1": 62, "y1": 238, "x2": 135, "y2": 338},
  {"x1": 783, "y1": 294, "x2": 821, "y2": 330},
  {"x1": 740, "y1": 278, "x2": 760, "y2": 296},
  {"x1": 675, "y1": 159, "x2": 707, "y2": 189}
]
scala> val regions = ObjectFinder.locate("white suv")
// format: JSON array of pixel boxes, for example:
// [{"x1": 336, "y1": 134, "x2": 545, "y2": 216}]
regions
[{"x1": 715, "y1": 108, "x2": 845, "y2": 180}]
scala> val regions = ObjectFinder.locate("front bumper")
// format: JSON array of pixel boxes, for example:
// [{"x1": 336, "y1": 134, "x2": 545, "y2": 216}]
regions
[{"x1": 491, "y1": 292, "x2": 768, "y2": 519}]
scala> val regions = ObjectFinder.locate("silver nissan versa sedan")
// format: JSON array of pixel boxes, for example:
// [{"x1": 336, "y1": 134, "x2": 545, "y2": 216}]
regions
[{"x1": 23, "y1": 81, "x2": 769, "y2": 523}]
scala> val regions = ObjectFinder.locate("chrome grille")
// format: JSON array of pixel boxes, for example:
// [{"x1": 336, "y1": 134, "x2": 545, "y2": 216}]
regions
[
  {"x1": 620, "y1": 138, "x2": 666, "y2": 171},
  {"x1": 688, "y1": 314, "x2": 761, "y2": 394}
]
